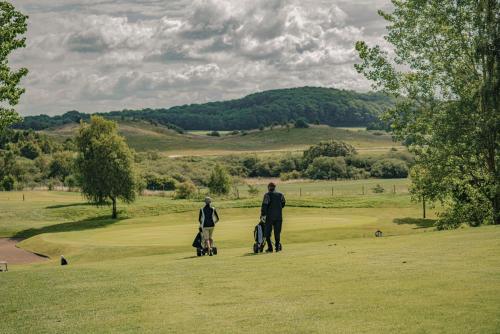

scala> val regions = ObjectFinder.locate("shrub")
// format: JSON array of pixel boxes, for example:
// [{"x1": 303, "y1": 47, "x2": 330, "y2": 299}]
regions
[
  {"x1": 174, "y1": 180, "x2": 197, "y2": 199},
  {"x1": 303, "y1": 140, "x2": 357, "y2": 164},
  {"x1": 64, "y1": 174, "x2": 79, "y2": 191},
  {"x1": 146, "y1": 150, "x2": 160, "y2": 161},
  {"x1": 372, "y1": 184, "x2": 385, "y2": 193},
  {"x1": 0, "y1": 175, "x2": 15, "y2": 191},
  {"x1": 49, "y1": 151, "x2": 75, "y2": 181},
  {"x1": 19, "y1": 142, "x2": 41, "y2": 160},
  {"x1": 371, "y1": 158, "x2": 409, "y2": 178},
  {"x1": 247, "y1": 184, "x2": 260, "y2": 196},
  {"x1": 280, "y1": 170, "x2": 301, "y2": 181},
  {"x1": 306, "y1": 157, "x2": 347, "y2": 180},
  {"x1": 208, "y1": 164, "x2": 232, "y2": 195},
  {"x1": 294, "y1": 119, "x2": 309, "y2": 128},
  {"x1": 279, "y1": 155, "x2": 299, "y2": 173},
  {"x1": 207, "y1": 131, "x2": 220, "y2": 137},
  {"x1": 346, "y1": 155, "x2": 376, "y2": 170}
]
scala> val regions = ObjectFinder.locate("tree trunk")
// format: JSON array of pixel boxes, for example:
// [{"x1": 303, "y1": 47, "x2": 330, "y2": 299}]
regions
[{"x1": 112, "y1": 197, "x2": 117, "y2": 219}]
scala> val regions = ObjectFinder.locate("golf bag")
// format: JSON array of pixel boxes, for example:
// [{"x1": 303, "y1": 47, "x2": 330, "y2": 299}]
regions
[
  {"x1": 253, "y1": 222, "x2": 266, "y2": 253},
  {"x1": 193, "y1": 229, "x2": 218, "y2": 257}
]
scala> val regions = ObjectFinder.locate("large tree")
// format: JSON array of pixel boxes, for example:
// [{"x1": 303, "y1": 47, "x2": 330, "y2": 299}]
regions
[
  {"x1": 0, "y1": 2, "x2": 28, "y2": 133},
  {"x1": 355, "y1": 0, "x2": 499, "y2": 227},
  {"x1": 76, "y1": 116, "x2": 138, "y2": 218}
]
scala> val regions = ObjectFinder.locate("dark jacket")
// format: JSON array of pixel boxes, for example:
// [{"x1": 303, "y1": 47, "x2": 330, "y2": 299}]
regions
[
  {"x1": 199, "y1": 205, "x2": 219, "y2": 228},
  {"x1": 261, "y1": 191, "x2": 286, "y2": 220}
]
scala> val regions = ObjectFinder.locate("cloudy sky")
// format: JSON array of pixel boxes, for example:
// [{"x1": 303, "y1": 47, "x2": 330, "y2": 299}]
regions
[{"x1": 9, "y1": 0, "x2": 391, "y2": 116}]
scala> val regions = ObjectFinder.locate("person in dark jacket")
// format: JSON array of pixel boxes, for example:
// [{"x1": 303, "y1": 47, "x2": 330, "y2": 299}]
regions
[
  {"x1": 198, "y1": 197, "x2": 219, "y2": 256},
  {"x1": 261, "y1": 182, "x2": 286, "y2": 252}
]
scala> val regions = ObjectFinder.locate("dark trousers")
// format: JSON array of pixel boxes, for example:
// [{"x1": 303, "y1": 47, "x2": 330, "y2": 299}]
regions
[{"x1": 265, "y1": 219, "x2": 282, "y2": 247}]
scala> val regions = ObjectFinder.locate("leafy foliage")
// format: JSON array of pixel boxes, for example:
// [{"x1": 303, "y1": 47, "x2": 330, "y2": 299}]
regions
[
  {"x1": 17, "y1": 87, "x2": 394, "y2": 131},
  {"x1": 76, "y1": 116, "x2": 138, "y2": 218},
  {"x1": 355, "y1": 0, "x2": 500, "y2": 226},
  {"x1": 174, "y1": 180, "x2": 197, "y2": 199},
  {"x1": 0, "y1": 2, "x2": 28, "y2": 133},
  {"x1": 208, "y1": 164, "x2": 232, "y2": 195},
  {"x1": 303, "y1": 140, "x2": 357, "y2": 165},
  {"x1": 306, "y1": 157, "x2": 347, "y2": 180},
  {"x1": 371, "y1": 158, "x2": 409, "y2": 179}
]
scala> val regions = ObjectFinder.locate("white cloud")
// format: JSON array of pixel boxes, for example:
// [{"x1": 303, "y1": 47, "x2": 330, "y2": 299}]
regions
[{"x1": 9, "y1": 0, "x2": 392, "y2": 115}]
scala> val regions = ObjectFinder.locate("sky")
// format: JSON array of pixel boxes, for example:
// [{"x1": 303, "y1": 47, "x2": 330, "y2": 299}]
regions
[{"x1": 9, "y1": 0, "x2": 392, "y2": 116}]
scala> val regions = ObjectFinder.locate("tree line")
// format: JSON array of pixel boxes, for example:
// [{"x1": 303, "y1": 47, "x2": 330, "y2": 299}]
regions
[{"x1": 15, "y1": 87, "x2": 394, "y2": 131}]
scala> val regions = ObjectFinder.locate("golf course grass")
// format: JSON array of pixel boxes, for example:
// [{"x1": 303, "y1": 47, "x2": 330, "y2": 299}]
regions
[{"x1": 1, "y1": 189, "x2": 499, "y2": 333}]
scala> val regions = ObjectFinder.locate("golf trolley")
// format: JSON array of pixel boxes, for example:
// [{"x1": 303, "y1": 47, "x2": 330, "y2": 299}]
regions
[
  {"x1": 192, "y1": 230, "x2": 218, "y2": 257},
  {"x1": 253, "y1": 221, "x2": 266, "y2": 253}
]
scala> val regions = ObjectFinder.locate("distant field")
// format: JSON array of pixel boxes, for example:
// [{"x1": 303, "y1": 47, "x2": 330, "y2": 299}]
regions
[{"x1": 43, "y1": 122, "x2": 400, "y2": 155}]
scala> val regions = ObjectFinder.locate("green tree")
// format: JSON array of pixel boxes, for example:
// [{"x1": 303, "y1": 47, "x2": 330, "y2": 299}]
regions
[
  {"x1": 355, "y1": 0, "x2": 500, "y2": 226},
  {"x1": 306, "y1": 156, "x2": 347, "y2": 180},
  {"x1": 371, "y1": 158, "x2": 409, "y2": 178},
  {"x1": 76, "y1": 116, "x2": 138, "y2": 218},
  {"x1": 49, "y1": 151, "x2": 75, "y2": 181},
  {"x1": 208, "y1": 164, "x2": 231, "y2": 195},
  {"x1": 19, "y1": 141, "x2": 41, "y2": 160},
  {"x1": 0, "y1": 174, "x2": 14, "y2": 190},
  {"x1": 174, "y1": 180, "x2": 197, "y2": 199},
  {"x1": 303, "y1": 140, "x2": 357, "y2": 165},
  {"x1": 294, "y1": 119, "x2": 309, "y2": 128},
  {"x1": 0, "y1": 2, "x2": 28, "y2": 134}
]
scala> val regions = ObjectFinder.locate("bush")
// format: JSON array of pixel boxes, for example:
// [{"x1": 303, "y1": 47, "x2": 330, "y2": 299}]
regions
[
  {"x1": 247, "y1": 184, "x2": 259, "y2": 196},
  {"x1": 174, "y1": 180, "x2": 197, "y2": 199},
  {"x1": 294, "y1": 119, "x2": 309, "y2": 128},
  {"x1": 0, "y1": 175, "x2": 15, "y2": 191},
  {"x1": 306, "y1": 157, "x2": 347, "y2": 180},
  {"x1": 64, "y1": 174, "x2": 79, "y2": 191},
  {"x1": 372, "y1": 184, "x2": 385, "y2": 193},
  {"x1": 303, "y1": 140, "x2": 357, "y2": 164},
  {"x1": 20, "y1": 142, "x2": 41, "y2": 160},
  {"x1": 371, "y1": 159, "x2": 409, "y2": 178},
  {"x1": 207, "y1": 131, "x2": 220, "y2": 137},
  {"x1": 346, "y1": 166, "x2": 371, "y2": 180},
  {"x1": 280, "y1": 170, "x2": 301, "y2": 181},
  {"x1": 208, "y1": 164, "x2": 232, "y2": 195},
  {"x1": 49, "y1": 151, "x2": 75, "y2": 181}
]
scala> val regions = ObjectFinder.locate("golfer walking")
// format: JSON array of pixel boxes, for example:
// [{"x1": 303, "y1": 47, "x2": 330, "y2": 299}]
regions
[
  {"x1": 261, "y1": 182, "x2": 286, "y2": 252},
  {"x1": 199, "y1": 197, "x2": 219, "y2": 256}
]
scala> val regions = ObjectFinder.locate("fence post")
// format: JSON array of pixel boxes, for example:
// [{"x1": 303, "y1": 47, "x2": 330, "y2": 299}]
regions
[
  {"x1": 331, "y1": 186, "x2": 334, "y2": 196},
  {"x1": 300, "y1": 188, "x2": 302, "y2": 197},
  {"x1": 23, "y1": 194, "x2": 25, "y2": 201},
  {"x1": 393, "y1": 185, "x2": 396, "y2": 194},
  {"x1": 422, "y1": 196, "x2": 426, "y2": 219},
  {"x1": 362, "y1": 185, "x2": 365, "y2": 195}
]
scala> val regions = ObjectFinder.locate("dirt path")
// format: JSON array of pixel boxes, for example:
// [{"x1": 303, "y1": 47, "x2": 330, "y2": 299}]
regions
[{"x1": 0, "y1": 238, "x2": 48, "y2": 264}]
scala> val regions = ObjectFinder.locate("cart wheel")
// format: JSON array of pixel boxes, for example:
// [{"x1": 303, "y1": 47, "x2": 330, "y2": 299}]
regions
[
  {"x1": 212, "y1": 247, "x2": 218, "y2": 255},
  {"x1": 196, "y1": 249, "x2": 202, "y2": 257},
  {"x1": 253, "y1": 244, "x2": 259, "y2": 254},
  {"x1": 259, "y1": 244, "x2": 265, "y2": 253}
]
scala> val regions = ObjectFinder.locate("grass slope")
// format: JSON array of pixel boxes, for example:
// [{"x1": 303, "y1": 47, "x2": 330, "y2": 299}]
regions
[
  {"x1": 44, "y1": 122, "x2": 398, "y2": 155},
  {"x1": 1, "y1": 227, "x2": 499, "y2": 333}
]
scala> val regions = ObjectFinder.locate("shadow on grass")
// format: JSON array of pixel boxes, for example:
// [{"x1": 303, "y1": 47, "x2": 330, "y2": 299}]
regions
[
  {"x1": 393, "y1": 217, "x2": 437, "y2": 229},
  {"x1": 12, "y1": 215, "x2": 123, "y2": 239},
  {"x1": 45, "y1": 203, "x2": 91, "y2": 209}
]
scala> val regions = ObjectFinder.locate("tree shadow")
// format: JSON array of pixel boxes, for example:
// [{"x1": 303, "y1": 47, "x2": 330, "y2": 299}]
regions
[
  {"x1": 393, "y1": 217, "x2": 437, "y2": 229},
  {"x1": 12, "y1": 215, "x2": 123, "y2": 239},
  {"x1": 45, "y1": 203, "x2": 92, "y2": 209}
]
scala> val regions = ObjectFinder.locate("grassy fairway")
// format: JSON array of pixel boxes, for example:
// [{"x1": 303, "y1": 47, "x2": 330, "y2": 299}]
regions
[
  {"x1": 1, "y1": 190, "x2": 499, "y2": 333},
  {"x1": 1, "y1": 227, "x2": 499, "y2": 333}
]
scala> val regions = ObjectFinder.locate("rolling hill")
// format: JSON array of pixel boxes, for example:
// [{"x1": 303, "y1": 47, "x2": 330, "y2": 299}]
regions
[
  {"x1": 17, "y1": 87, "x2": 394, "y2": 131},
  {"x1": 44, "y1": 121, "x2": 398, "y2": 155}
]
